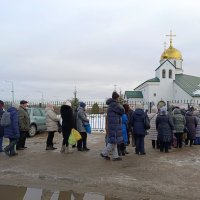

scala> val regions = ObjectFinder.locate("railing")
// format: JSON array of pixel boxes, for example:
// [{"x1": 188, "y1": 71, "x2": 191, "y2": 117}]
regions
[{"x1": 4, "y1": 99, "x2": 200, "y2": 132}]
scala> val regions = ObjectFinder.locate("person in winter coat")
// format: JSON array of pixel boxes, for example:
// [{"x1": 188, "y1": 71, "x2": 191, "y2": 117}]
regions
[
  {"x1": 118, "y1": 103, "x2": 130, "y2": 156},
  {"x1": 45, "y1": 104, "x2": 60, "y2": 150},
  {"x1": 60, "y1": 101, "x2": 74, "y2": 153},
  {"x1": 16, "y1": 100, "x2": 30, "y2": 150},
  {"x1": 0, "y1": 100, "x2": 5, "y2": 152},
  {"x1": 118, "y1": 112, "x2": 128, "y2": 156},
  {"x1": 131, "y1": 104, "x2": 149, "y2": 155},
  {"x1": 194, "y1": 112, "x2": 200, "y2": 145},
  {"x1": 101, "y1": 91, "x2": 125, "y2": 161},
  {"x1": 124, "y1": 103, "x2": 133, "y2": 146},
  {"x1": 172, "y1": 108, "x2": 186, "y2": 148},
  {"x1": 4, "y1": 103, "x2": 20, "y2": 156},
  {"x1": 156, "y1": 107, "x2": 174, "y2": 153},
  {"x1": 185, "y1": 110, "x2": 198, "y2": 147},
  {"x1": 76, "y1": 102, "x2": 90, "y2": 151},
  {"x1": 148, "y1": 113, "x2": 159, "y2": 149}
]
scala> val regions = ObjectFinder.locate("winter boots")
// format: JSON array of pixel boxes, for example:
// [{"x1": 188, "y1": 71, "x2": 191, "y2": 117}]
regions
[
  {"x1": 60, "y1": 145, "x2": 66, "y2": 153},
  {"x1": 60, "y1": 145, "x2": 73, "y2": 154}
]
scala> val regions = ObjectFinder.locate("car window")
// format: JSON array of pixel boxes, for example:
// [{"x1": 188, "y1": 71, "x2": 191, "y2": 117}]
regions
[
  {"x1": 33, "y1": 109, "x2": 42, "y2": 116},
  {"x1": 39, "y1": 109, "x2": 45, "y2": 117}
]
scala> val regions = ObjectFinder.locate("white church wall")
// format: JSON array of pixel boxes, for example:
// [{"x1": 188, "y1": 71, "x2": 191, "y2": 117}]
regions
[
  {"x1": 156, "y1": 61, "x2": 176, "y2": 80},
  {"x1": 127, "y1": 98, "x2": 143, "y2": 102},
  {"x1": 153, "y1": 62, "x2": 175, "y2": 103},
  {"x1": 146, "y1": 84, "x2": 160, "y2": 104}
]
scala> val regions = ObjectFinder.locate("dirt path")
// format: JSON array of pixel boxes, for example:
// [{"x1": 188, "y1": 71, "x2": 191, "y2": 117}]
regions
[{"x1": 1, "y1": 132, "x2": 200, "y2": 200}]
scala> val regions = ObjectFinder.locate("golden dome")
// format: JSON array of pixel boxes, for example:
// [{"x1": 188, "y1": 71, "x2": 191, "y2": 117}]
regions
[
  {"x1": 161, "y1": 30, "x2": 182, "y2": 60},
  {"x1": 160, "y1": 44, "x2": 182, "y2": 60}
]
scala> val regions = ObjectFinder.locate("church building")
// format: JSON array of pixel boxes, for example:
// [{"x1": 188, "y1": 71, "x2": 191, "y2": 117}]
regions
[{"x1": 125, "y1": 31, "x2": 200, "y2": 106}]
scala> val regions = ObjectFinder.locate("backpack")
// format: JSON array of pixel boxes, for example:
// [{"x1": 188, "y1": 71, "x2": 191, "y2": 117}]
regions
[{"x1": 0, "y1": 111, "x2": 11, "y2": 127}]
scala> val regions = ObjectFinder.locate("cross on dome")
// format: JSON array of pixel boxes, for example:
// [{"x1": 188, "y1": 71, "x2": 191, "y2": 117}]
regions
[{"x1": 166, "y1": 30, "x2": 176, "y2": 46}]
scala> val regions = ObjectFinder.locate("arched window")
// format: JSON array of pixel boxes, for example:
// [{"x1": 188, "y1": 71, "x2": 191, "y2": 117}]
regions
[
  {"x1": 169, "y1": 69, "x2": 172, "y2": 78},
  {"x1": 162, "y1": 69, "x2": 166, "y2": 78}
]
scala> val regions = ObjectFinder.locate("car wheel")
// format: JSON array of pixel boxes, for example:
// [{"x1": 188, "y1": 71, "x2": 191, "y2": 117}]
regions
[{"x1": 29, "y1": 124, "x2": 37, "y2": 137}]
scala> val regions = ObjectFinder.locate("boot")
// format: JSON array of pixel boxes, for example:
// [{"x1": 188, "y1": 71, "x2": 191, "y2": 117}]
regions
[
  {"x1": 10, "y1": 151, "x2": 18, "y2": 156},
  {"x1": 60, "y1": 145, "x2": 66, "y2": 153},
  {"x1": 65, "y1": 146, "x2": 73, "y2": 154}
]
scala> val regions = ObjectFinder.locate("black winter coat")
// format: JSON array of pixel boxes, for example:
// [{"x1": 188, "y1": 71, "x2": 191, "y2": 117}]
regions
[
  {"x1": 156, "y1": 114, "x2": 174, "y2": 142},
  {"x1": 60, "y1": 105, "x2": 74, "y2": 135}
]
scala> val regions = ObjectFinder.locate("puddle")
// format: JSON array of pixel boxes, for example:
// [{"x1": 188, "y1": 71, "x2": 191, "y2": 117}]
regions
[{"x1": 0, "y1": 185, "x2": 120, "y2": 200}]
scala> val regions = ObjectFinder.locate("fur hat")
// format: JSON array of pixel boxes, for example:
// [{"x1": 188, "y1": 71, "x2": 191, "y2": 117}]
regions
[
  {"x1": 112, "y1": 91, "x2": 119, "y2": 100},
  {"x1": 65, "y1": 100, "x2": 71, "y2": 107},
  {"x1": 79, "y1": 102, "x2": 86, "y2": 108}
]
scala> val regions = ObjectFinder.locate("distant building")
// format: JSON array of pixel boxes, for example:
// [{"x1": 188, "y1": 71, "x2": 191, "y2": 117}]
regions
[{"x1": 125, "y1": 31, "x2": 200, "y2": 106}]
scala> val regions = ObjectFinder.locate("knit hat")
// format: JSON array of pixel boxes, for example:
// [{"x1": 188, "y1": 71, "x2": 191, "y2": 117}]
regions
[
  {"x1": 79, "y1": 102, "x2": 86, "y2": 108},
  {"x1": 65, "y1": 100, "x2": 71, "y2": 107},
  {"x1": 112, "y1": 91, "x2": 119, "y2": 100}
]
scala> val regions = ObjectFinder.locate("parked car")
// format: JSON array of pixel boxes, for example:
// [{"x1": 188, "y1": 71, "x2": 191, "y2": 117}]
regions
[{"x1": 27, "y1": 107, "x2": 46, "y2": 137}]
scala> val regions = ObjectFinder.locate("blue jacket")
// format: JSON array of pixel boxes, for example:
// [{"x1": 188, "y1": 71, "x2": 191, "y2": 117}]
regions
[
  {"x1": 4, "y1": 107, "x2": 20, "y2": 139},
  {"x1": 0, "y1": 108, "x2": 4, "y2": 137},
  {"x1": 131, "y1": 108, "x2": 146, "y2": 136},
  {"x1": 122, "y1": 114, "x2": 128, "y2": 144},
  {"x1": 106, "y1": 98, "x2": 125, "y2": 144}
]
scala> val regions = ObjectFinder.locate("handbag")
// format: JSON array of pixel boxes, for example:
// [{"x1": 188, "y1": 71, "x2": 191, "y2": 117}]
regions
[
  {"x1": 68, "y1": 132, "x2": 76, "y2": 145},
  {"x1": 84, "y1": 123, "x2": 92, "y2": 134},
  {"x1": 144, "y1": 114, "x2": 150, "y2": 130},
  {"x1": 71, "y1": 128, "x2": 82, "y2": 141}
]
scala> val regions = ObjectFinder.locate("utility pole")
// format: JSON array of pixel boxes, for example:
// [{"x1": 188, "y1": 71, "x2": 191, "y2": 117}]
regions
[{"x1": 5, "y1": 80, "x2": 14, "y2": 102}]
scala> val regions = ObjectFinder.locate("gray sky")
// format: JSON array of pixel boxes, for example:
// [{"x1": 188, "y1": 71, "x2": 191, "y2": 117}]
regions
[{"x1": 1, "y1": 0, "x2": 200, "y2": 102}]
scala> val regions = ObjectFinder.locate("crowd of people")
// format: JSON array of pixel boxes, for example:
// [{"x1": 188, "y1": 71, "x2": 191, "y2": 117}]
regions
[
  {"x1": 0, "y1": 99, "x2": 90, "y2": 157},
  {"x1": 101, "y1": 94, "x2": 200, "y2": 161},
  {"x1": 148, "y1": 105, "x2": 199, "y2": 153},
  {"x1": 1, "y1": 93, "x2": 199, "y2": 160}
]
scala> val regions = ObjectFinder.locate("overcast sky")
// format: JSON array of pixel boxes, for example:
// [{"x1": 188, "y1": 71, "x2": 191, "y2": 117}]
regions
[{"x1": 1, "y1": 0, "x2": 200, "y2": 102}]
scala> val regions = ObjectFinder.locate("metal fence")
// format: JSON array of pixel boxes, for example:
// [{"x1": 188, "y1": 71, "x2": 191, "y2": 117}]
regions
[{"x1": 4, "y1": 99, "x2": 200, "y2": 132}]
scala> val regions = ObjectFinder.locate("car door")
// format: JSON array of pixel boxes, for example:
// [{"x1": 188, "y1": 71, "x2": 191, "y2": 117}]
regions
[
  {"x1": 32, "y1": 108, "x2": 46, "y2": 131},
  {"x1": 38, "y1": 108, "x2": 46, "y2": 130}
]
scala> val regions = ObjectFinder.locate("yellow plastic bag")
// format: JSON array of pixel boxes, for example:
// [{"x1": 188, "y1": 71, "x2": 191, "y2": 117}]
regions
[
  {"x1": 68, "y1": 132, "x2": 76, "y2": 145},
  {"x1": 71, "y1": 128, "x2": 82, "y2": 141}
]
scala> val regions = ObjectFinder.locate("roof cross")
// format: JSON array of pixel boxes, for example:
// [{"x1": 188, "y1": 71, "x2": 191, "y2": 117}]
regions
[{"x1": 166, "y1": 30, "x2": 176, "y2": 46}]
